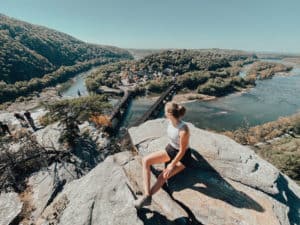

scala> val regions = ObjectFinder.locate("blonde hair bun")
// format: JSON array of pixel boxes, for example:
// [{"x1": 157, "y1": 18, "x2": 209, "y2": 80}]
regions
[{"x1": 166, "y1": 101, "x2": 186, "y2": 118}]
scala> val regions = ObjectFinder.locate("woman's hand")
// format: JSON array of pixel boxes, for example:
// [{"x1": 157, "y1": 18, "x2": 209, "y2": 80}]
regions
[{"x1": 163, "y1": 163, "x2": 175, "y2": 179}]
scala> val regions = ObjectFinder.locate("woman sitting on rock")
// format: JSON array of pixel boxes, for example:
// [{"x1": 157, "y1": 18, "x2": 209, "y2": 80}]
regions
[{"x1": 134, "y1": 101, "x2": 193, "y2": 209}]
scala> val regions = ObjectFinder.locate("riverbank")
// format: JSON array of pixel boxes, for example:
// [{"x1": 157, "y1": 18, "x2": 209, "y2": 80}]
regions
[
  {"x1": 283, "y1": 57, "x2": 300, "y2": 64},
  {"x1": 150, "y1": 58, "x2": 296, "y2": 105},
  {"x1": 0, "y1": 63, "x2": 105, "y2": 112},
  {"x1": 172, "y1": 91, "x2": 216, "y2": 104},
  {"x1": 0, "y1": 58, "x2": 118, "y2": 104},
  {"x1": 246, "y1": 61, "x2": 293, "y2": 80}
]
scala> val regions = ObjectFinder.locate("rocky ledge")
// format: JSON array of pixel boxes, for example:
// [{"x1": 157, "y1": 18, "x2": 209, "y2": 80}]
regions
[
  {"x1": 1, "y1": 119, "x2": 300, "y2": 225},
  {"x1": 128, "y1": 118, "x2": 300, "y2": 225}
]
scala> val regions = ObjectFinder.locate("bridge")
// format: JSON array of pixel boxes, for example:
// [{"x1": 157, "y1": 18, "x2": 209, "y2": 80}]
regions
[
  {"x1": 104, "y1": 82, "x2": 179, "y2": 134},
  {"x1": 132, "y1": 83, "x2": 179, "y2": 127},
  {"x1": 109, "y1": 89, "x2": 131, "y2": 121},
  {"x1": 112, "y1": 82, "x2": 179, "y2": 151},
  {"x1": 108, "y1": 88, "x2": 133, "y2": 131}
]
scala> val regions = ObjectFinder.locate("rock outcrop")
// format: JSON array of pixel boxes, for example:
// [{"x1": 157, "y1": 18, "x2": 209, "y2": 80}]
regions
[
  {"x1": 129, "y1": 118, "x2": 300, "y2": 225},
  {"x1": 35, "y1": 152, "x2": 142, "y2": 225},
  {"x1": 0, "y1": 116, "x2": 113, "y2": 224},
  {"x1": 36, "y1": 152, "x2": 190, "y2": 225},
  {"x1": 2, "y1": 118, "x2": 300, "y2": 225}
]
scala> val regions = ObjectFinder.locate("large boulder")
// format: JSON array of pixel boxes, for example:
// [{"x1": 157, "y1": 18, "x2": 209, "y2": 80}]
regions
[
  {"x1": 36, "y1": 152, "x2": 141, "y2": 225},
  {"x1": 129, "y1": 118, "x2": 300, "y2": 225},
  {"x1": 36, "y1": 152, "x2": 190, "y2": 225}
]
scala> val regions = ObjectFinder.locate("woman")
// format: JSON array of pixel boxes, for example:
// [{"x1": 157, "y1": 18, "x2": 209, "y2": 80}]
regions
[{"x1": 134, "y1": 101, "x2": 192, "y2": 209}]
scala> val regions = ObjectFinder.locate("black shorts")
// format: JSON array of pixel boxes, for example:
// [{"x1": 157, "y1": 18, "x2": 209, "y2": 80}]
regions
[{"x1": 165, "y1": 144, "x2": 192, "y2": 167}]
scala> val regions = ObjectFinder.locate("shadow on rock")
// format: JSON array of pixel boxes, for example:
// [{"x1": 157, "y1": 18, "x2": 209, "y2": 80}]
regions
[
  {"x1": 137, "y1": 207, "x2": 198, "y2": 225},
  {"x1": 166, "y1": 149, "x2": 265, "y2": 212},
  {"x1": 272, "y1": 173, "x2": 300, "y2": 225},
  {"x1": 72, "y1": 136, "x2": 100, "y2": 169}
]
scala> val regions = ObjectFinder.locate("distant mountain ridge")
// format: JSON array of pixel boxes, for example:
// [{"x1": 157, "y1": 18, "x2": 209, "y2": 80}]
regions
[{"x1": 0, "y1": 13, "x2": 133, "y2": 84}]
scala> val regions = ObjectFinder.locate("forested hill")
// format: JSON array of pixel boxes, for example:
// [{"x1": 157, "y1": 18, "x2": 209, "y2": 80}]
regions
[{"x1": 0, "y1": 13, "x2": 133, "y2": 84}]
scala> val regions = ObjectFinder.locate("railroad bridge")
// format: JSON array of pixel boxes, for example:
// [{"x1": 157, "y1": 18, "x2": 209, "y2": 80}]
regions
[
  {"x1": 109, "y1": 89, "x2": 132, "y2": 130},
  {"x1": 106, "y1": 83, "x2": 179, "y2": 133},
  {"x1": 132, "y1": 83, "x2": 179, "y2": 127}
]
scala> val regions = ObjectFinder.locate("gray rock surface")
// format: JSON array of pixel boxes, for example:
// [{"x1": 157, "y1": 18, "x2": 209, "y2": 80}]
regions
[
  {"x1": 4, "y1": 118, "x2": 299, "y2": 225},
  {"x1": 36, "y1": 152, "x2": 141, "y2": 225},
  {"x1": 129, "y1": 118, "x2": 300, "y2": 225},
  {"x1": 79, "y1": 121, "x2": 111, "y2": 150},
  {"x1": 38, "y1": 151, "x2": 142, "y2": 225},
  {"x1": 129, "y1": 119, "x2": 280, "y2": 194},
  {"x1": 122, "y1": 155, "x2": 189, "y2": 224},
  {"x1": 37, "y1": 155, "x2": 142, "y2": 225},
  {"x1": 27, "y1": 162, "x2": 80, "y2": 223},
  {"x1": 36, "y1": 152, "x2": 193, "y2": 225},
  {"x1": 35, "y1": 122, "x2": 63, "y2": 150},
  {"x1": 0, "y1": 192, "x2": 23, "y2": 225}
]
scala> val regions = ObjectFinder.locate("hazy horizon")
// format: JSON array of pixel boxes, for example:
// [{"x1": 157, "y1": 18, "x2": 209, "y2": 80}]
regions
[{"x1": 1, "y1": 0, "x2": 300, "y2": 54}]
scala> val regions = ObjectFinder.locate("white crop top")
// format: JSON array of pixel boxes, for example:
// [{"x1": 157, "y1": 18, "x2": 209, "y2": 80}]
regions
[{"x1": 167, "y1": 120, "x2": 189, "y2": 150}]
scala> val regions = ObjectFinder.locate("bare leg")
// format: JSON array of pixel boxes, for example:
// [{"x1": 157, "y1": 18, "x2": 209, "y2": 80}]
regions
[
  {"x1": 150, "y1": 162, "x2": 185, "y2": 195},
  {"x1": 142, "y1": 150, "x2": 171, "y2": 196}
]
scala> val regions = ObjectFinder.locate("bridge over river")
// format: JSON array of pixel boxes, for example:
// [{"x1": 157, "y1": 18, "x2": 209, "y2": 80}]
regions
[{"x1": 107, "y1": 82, "x2": 179, "y2": 133}]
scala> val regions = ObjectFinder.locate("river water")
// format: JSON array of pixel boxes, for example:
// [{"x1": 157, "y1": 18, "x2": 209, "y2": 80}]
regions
[
  {"x1": 61, "y1": 67, "x2": 99, "y2": 97},
  {"x1": 63, "y1": 59, "x2": 300, "y2": 131},
  {"x1": 61, "y1": 67, "x2": 119, "y2": 106},
  {"x1": 125, "y1": 59, "x2": 300, "y2": 131}
]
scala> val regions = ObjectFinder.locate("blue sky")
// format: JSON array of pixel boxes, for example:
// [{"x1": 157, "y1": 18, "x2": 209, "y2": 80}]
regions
[{"x1": 1, "y1": 0, "x2": 299, "y2": 53}]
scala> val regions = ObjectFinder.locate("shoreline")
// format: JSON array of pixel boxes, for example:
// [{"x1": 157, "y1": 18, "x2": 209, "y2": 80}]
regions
[
  {"x1": 173, "y1": 58, "x2": 300, "y2": 105},
  {"x1": 172, "y1": 85, "x2": 254, "y2": 104},
  {"x1": 172, "y1": 92, "x2": 216, "y2": 104}
]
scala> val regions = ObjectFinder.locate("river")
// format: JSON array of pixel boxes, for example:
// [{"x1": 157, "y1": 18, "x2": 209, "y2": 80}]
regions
[
  {"x1": 63, "y1": 59, "x2": 300, "y2": 131},
  {"x1": 61, "y1": 67, "x2": 98, "y2": 97},
  {"x1": 124, "y1": 59, "x2": 300, "y2": 131},
  {"x1": 61, "y1": 67, "x2": 119, "y2": 106}
]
